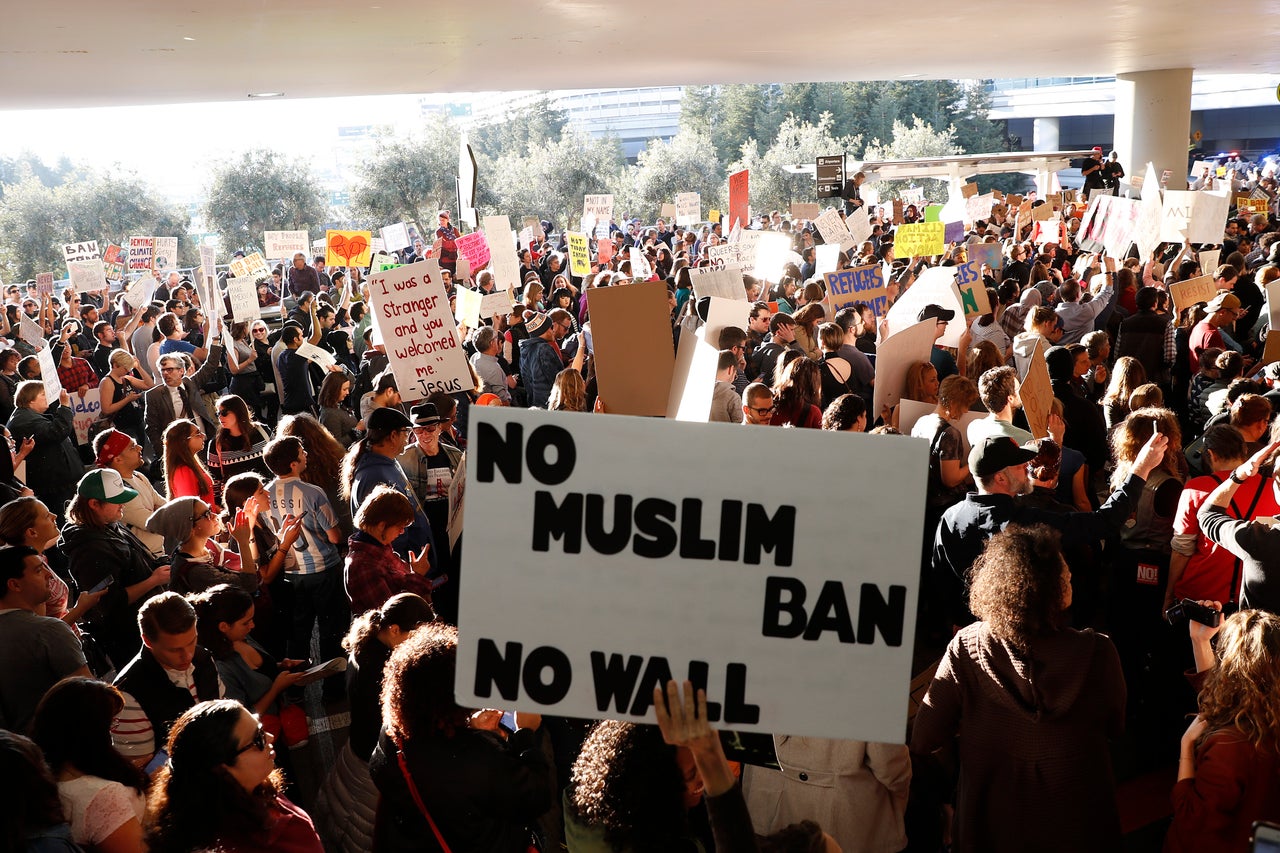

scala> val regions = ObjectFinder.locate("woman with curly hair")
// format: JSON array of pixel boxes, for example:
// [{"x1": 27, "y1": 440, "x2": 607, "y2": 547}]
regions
[
  {"x1": 144, "y1": 699, "x2": 323, "y2": 853},
  {"x1": 278, "y1": 413, "x2": 354, "y2": 537},
  {"x1": 770, "y1": 358, "x2": 823, "y2": 429},
  {"x1": 912, "y1": 524, "x2": 1126, "y2": 853},
  {"x1": 162, "y1": 418, "x2": 216, "y2": 508},
  {"x1": 30, "y1": 678, "x2": 149, "y2": 853},
  {"x1": 368, "y1": 622, "x2": 552, "y2": 853},
  {"x1": 547, "y1": 368, "x2": 587, "y2": 413},
  {"x1": 1167, "y1": 607, "x2": 1280, "y2": 850}
]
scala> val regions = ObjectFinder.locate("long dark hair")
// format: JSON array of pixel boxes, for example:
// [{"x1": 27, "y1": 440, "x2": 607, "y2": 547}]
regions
[
  {"x1": 278, "y1": 414, "x2": 345, "y2": 491},
  {"x1": 0, "y1": 731, "x2": 68, "y2": 853},
  {"x1": 31, "y1": 677, "x2": 148, "y2": 795},
  {"x1": 343, "y1": 592, "x2": 435, "y2": 660},
  {"x1": 215, "y1": 394, "x2": 261, "y2": 452},
  {"x1": 146, "y1": 700, "x2": 283, "y2": 853},
  {"x1": 163, "y1": 418, "x2": 213, "y2": 499},
  {"x1": 191, "y1": 584, "x2": 254, "y2": 661}
]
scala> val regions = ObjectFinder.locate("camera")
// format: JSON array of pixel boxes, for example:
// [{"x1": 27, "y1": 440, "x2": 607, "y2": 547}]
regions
[{"x1": 1164, "y1": 599, "x2": 1221, "y2": 628}]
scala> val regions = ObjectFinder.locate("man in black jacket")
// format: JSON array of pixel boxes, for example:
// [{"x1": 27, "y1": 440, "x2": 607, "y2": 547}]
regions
[{"x1": 113, "y1": 592, "x2": 222, "y2": 748}]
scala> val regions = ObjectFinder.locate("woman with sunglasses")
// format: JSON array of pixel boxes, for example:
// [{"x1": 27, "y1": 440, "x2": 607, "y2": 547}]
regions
[
  {"x1": 249, "y1": 320, "x2": 279, "y2": 427},
  {"x1": 146, "y1": 495, "x2": 257, "y2": 595},
  {"x1": 225, "y1": 321, "x2": 266, "y2": 420},
  {"x1": 162, "y1": 419, "x2": 217, "y2": 510},
  {"x1": 208, "y1": 394, "x2": 273, "y2": 497},
  {"x1": 145, "y1": 699, "x2": 324, "y2": 853}
]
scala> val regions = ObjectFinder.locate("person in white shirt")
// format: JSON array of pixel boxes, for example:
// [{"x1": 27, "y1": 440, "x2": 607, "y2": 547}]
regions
[{"x1": 94, "y1": 430, "x2": 166, "y2": 557}]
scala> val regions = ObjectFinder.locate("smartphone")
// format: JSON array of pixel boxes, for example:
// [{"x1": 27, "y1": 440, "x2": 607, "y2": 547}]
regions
[
  {"x1": 88, "y1": 575, "x2": 115, "y2": 594},
  {"x1": 500, "y1": 711, "x2": 517, "y2": 732},
  {"x1": 1253, "y1": 821, "x2": 1280, "y2": 853},
  {"x1": 429, "y1": 574, "x2": 449, "y2": 590},
  {"x1": 1153, "y1": 418, "x2": 1160, "y2": 435}
]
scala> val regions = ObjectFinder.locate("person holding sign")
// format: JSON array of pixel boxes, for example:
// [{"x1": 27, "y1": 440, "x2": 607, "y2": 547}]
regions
[{"x1": 8, "y1": 381, "x2": 83, "y2": 523}]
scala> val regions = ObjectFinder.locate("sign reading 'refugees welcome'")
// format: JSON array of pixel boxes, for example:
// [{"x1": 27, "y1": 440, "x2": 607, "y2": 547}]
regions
[
  {"x1": 367, "y1": 260, "x2": 472, "y2": 401},
  {"x1": 455, "y1": 408, "x2": 928, "y2": 743}
]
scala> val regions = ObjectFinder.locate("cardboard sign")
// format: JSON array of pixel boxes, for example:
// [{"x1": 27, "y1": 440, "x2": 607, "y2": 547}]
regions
[
  {"x1": 1019, "y1": 338, "x2": 1053, "y2": 439},
  {"x1": 482, "y1": 216, "x2": 521, "y2": 291},
  {"x1": 128, "y1": 237, "x2": 154, "y2": 271},
  {"x1": 455, "y1": 407, "x2": 926, "y2": 741},
  {"x1": 959, "y1": 182, "x2": 978, "y2": 199},
  {"x1": 263, "y1": 230, "x2": 309, "y2": 259},
  {"x1": 69, "y1": 259, "x2": 107, "y2": 293},
  {"x1": 964, "y1": 193, "x2": 995, "y2": 224},
  {"x1": 1199, "y1": 249, "x2": 1221, "y2": 279},
  {"x1": 70, "y1": 388, "x2": 102, "y2": 446},
  {"x1": 1161, "y1": 189, "x2": 1232, "y2": 244},
  {"x1": 152, "y1": 237, "x2": 178, "y2": 270},
  {"x1": 690, "y1": 265, "x2": 746, "y2": 301},
  {"x1": 826, "y1": 265, "x2": 888, "y2": 317},
  {"x1": 587, "y1": 280, "x2": 677, "y2": 417},
  {"x1": 19, "y1": 314, "x2": 46, "y2": 350},
  {"x1": 814, "y1": 208, "x2": 854, "y2": 251},
  {"x1": 1238, "y1": 197, "x2": 1268, "y2": 214},
  {"x1": 893, "y1": 222, "x2": 945, "y2": 257},
  {"x1": 676, "y1": 192, "x2": 701, "y2": 226},
  {"x1": 567, "y1": 233, "x2": 591, "y2": 277},
  {"x1": 454, "y1": 286, "x2": 482, "y2": 328},
  {"x1": 728, "y1": 169, "x2": 749, "y2": 231},
  {"x1": 36, "y1": 347, "x2": 62, "y2": 402},
  {"x1": 1169, "y1": 274, "x2": 1219, "y2": 314},
  {"x1": 381, "y1": 222, "x2": 411, "y2": 252},
  {"x1": 1134, "y1": 163, "x2": 1164, "y2": 263},
  {"x1": 583, "y1": 194, "x2": 614, "y2": 225},
  {"x1": 367, "y1": 260, "x2": 472, "y2": 401},
  {"x1": 790, "y1": 203, "x2": 821, "y2": 220},
  {"x1": 892, "y1": 199, "x2": 904, "y2": 225},
  {"x1": 226, "y1": 276, "x2": 260, "y2": 322},
  {"x1": 897, "y1": 399, "x2": 985, "y2": 455},
  {"x1": 883, "y1": 266, "x2": 964, "y2": 348},
  {"x1": 1266, "y1": 280, "x2": 1280, "y2": 334},
  {"x1": 968, "y1": 243, "x2": 1002, "y2": 271},
  {"x1": 953, "y1": 259, "x2": 991, "y2": 319},
  {"x1": 229, "y1": 252, "x2": 271, "y2": 282},
  {"x1": 1262, "y1": 330, "x2": 1280, "y2": 366},
  {"x1": 35, "y1": 273, "x2": 55, "y2": 297},
  {"x1": 447, "y1": 453, "x2": 467, "y2": 551},
  {"x1": 325, "y1": 230, "x2": 373, "y2": 268},
  {"x1": 454, "y1": 231, "x2": 491, "y2": 271},
  {"x1": 660, "y1": 203, "x2": 678, "y2": 221},
  {"x1": 872, "y1": 319, "x2": 938, "y2": 429}
]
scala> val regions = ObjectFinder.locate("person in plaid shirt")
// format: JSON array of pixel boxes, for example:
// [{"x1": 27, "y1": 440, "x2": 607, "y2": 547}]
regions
[
  {"x1": 52, "y1": 343, "x2": 100, "y2": 394},
  {"x1": 343, "y1": 484, "x2": 434, "y2": 616}
]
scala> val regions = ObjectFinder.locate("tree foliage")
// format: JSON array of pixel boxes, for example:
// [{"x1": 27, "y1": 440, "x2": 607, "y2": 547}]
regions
[
  {"x1": 728, "y1": 114, "x2": 862, "y2": 214},
  {"x1": 615, "y1": 130, "x2": 724, "y2": 222},
  {"x1": 202, "y1": 149, "x2": 327, "y2": 254},
  {"x1": 470, "y1": 95, "x2": 568, "y2": 161},
  {"x1": 351, "y1": 122, "x2": 462, "y2": 230},
  {"x1": 0, "y1": 170, "x2": 190, "y2": 283},
  {"x1": 863, "y1": 118, "x2": 962, "y2": 199},
  {"x1": 484, "y1": 132, "x2": 623, "y2": 233}
]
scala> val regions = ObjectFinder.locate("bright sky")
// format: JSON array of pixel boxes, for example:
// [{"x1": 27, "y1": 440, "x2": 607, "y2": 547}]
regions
[{"x1": 0, "y1": 92, "x2": 481, "y2": 204}]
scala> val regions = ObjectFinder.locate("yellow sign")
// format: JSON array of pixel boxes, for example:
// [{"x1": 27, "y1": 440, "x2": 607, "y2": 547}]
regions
[
  {"x1": 325, "y1": 230, "x2": 373, "y2": 267},
  {"x1": 567, "y1": 232, "x2": 591, "y2": 276},
  {"x1": 1238, "y1": 197, "x2": 1268, "y2": 214},
  {"x1": 709, "y1": 209, "x2": 721, "y2": 223},
  {"x1": 892, "y1": 222, "x2": 945, "y2": 257}
]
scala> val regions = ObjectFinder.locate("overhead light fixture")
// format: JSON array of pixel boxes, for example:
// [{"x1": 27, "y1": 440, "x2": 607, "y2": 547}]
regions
[{"x1": 247, "y1": 92, "x2": 284, "y2": 99}]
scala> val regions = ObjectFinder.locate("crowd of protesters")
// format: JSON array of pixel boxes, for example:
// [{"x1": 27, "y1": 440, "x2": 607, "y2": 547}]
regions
[{"x1": 3, "y1": 156, "x2": 1280, "y2": 853}]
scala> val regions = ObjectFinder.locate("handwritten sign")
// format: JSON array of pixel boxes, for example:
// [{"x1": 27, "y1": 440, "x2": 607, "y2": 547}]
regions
[
  {"x1": 892, "y1": 222, "x2": 945, "y2": 257},
  {"x1": 295, "y1": 341, "x2": 337, "y2": 371},
  {"x1": 583, "y1": 194, "x2": 614, "y2": 224},
  {"x1": 69, "y1": 259, "x2": 107, "y2": 293},
  {"x1": 790, "y1": 203, "x2": 820, "y2": 220},
  {"x1": 102, "y1": 244, "x2": 127, "y2": 282},
  {"x1": 825, "y1": 265, "x2": 888, "y2": 317},
  {"x1": 128, "y1": 237, "x2": 154, "y2": 271},
  {"x1": 36, "y1": 347, "x2": 62, "y2": 403},
  {"x1": 454, "y1": 286, "x2": 482, "y2": 328},
  {"x1": 326, "y1": 230, "x2": 373, "y2": 268},
  {"x1": 953, "y1": 259, "x2": 991, "y2": 319},
  {"x1": 62, "y1": 241, "x2": 100, "y2": 265},
  {"x1": 873, "y1": 319, "x2": 937, "y2": 422},
  {"x1": 229, "y1": 252, "x2": 271, "y2": 282},
  {"x1": 153, "y1": 237, "x2": 178, "y2": 270},
  {"x1": 675, "y1": 192, "x2": 701, "y2": 226},
  {"x1": 381, "y1": 222, "x2": 411, "y2": 252},
  {"x1": 1169, "y1": 274, "x2": 1220, "y2": 314},
  {"x1": 690, "y1": 266, "x2": 746, "y2": 301},
  {"x1": 226, "y1": 276, "x2": 260, "y2": 322},
  {"x1": 35, "y1": 273, "x2": 55, "y2": 297},
  {"x1": 1161, "y1": 190, "x2": 1231, "y2": 244},
  {"x1": 1238, "y1": 197, "x2": 1268, "y2": 215},
  {"x1": 454, "y1": 231, "x2": 491, "y2": 272},
  {"x1": 567, "y1": 233, "x2": 591, "y2": 277},
  {"x1": 482, "y1": 216, "x2": 520, "y2": 290},
  {"x1": 480, "y1": 291, "x2": 510, "y2": 319},
  {"x1": 264, "y1": 230, "x2": 309, "y2": 259},
  {"x1": 367, "y1": 260, "x2": 472, "y2": 400},
  {"x1": 1019, "y1": 339, "x2": 1053, "y2": 439},
  {"x1": 630, "y1": 247, "x2": 653, "y2": 280},
  {"x1": 19, "y1": 314, "x2": 46, "y2": 349},
  {"x1": 814, "y1": 208, "x2": 855, "y2": 251},
  {"x1": 728, "y1": 169, "x2": 749, "y2": 230},
  {"x1": 968, "y1": 243, "x2": 1002, "y2": 271},
  {"x1": 847, "y1": 206, "x2": 873, "y2": 247},
  {"x1": 123, "y1": 275, "x2": 157, "y2": 311},
  {"x1": 70, "y1": 388, "x2": 102, "y2": 446}
]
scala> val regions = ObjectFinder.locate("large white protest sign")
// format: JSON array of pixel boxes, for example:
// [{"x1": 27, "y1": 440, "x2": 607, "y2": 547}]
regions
[
  {"x1": 36, "y1": 348, "x2": 62, "y2": 402},
  {"x1": 1161, "y1": 189, "x2": 1232, "y2": 244},
  {"x1": 847, "y1": 206, "x2": 873, "y2": 247},
  {"x1": 583, "y1": 194, "x2": 614, "y2": 224},
  {"x1": 123, "y1": 275, "x2": 158, "y2": 311},
  {"x1": 19, "y1": 314, "x2": 47, "y2": 350},
  {"x1": 456, "y1": 407, "x2": 926, "y2": 742},
  {"x1": 675, "y1": 192, "x2": 701, "y2": 226},
  {"x1": 689, "y1": 265, "x2": 746, "y2": 301},
  {"x1": 667, "y1": 297, "x2": 752, "y2": 423},
  {"x1": 263, "y1": 231, "x2": 309, "y2": 259},
  {"x1": 1199, "y1": 249, "x2": 1221, "y2": 278},
  {"x1": 68, "y1": 259, "x2": 107, "y2": 293},
  {"x1": 226, "y1": 277, "x2": 260, "y2": 321},
  {"x1": 815, "y1": 244, "x2": 841, "y2": 276},
  {"x1": 70, "y1": 388, "x2": 102, "y2": 446},
  {"x1": 128, "y1": 237, "x2": 154, "y2": 272},
  {"x1": 882, "y1": 266, "x2": 964, "y2": 348},
  {"x1": 814, "y1": 208, "x2": 855, "y2": 252},
  {"x1": 897, "y1": 398, "x2": 984, "y2": 455},
  {"x1": 482, "y1": 216, "x2": 521, "y2": 290},
  {"x1": 381, "y1": 222, "x2": 411, "y2": 253},
  {"x1": 1134, "y1": 163, "x2": 1163, "y2": 263},
  {"x1": 749, "y1": 231, "x2": 794, "y2": 281},
  {"x1": 479, "y1": 291, "x2": 510, "y2": 319},
  {"x1": 630, "y1": 247, "x2": 653, "y2": 280},
  {"x1": 367, "y1": 260, "x2": 471, "y2": 400},
  {"x1": 454, "y1": 286, "x2": 482, "y2": 328},
  {"x1": 229, "y1": 253, "x2": 271, "y2": 282}
]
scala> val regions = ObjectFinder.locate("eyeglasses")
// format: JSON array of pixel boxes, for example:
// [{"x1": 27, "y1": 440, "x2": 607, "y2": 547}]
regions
[
  {"x1": 750, "y1": 405, "x2": 776, "y2": 416},
  {"x1": 217, "y1": 410, "x2": 232, "y2": 417},
  {"x1": 193, "y1": 507, "x2": 215, "y2": 523},
  {"x1": 234, "y1": 725, "x2": 268, "y2": 756},
  {"x1": 413, "y1": 424, "x2": 442, "y2": 433},
  {"x1": 161, "y1": 367, "x2": 184, "y2": 373}
]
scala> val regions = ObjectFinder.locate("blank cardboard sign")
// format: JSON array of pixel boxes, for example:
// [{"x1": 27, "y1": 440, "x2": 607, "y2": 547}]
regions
[{"x1": 587, "y1": 281, "x2": 676, "y2": 416}]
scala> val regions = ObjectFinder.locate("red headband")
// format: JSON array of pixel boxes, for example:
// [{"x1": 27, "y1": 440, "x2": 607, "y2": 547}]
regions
[{"x1": 94, "y1": 430, "x2": 133, "y2": 467}]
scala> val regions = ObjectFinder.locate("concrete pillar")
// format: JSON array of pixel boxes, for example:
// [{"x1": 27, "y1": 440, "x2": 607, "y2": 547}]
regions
[
  {"x1": 1115, "y1": 69, "x2": 1193, "y2": 190},
  {"x1": 1033, "y1": 117, "x2": 1060, "y2": 152}
]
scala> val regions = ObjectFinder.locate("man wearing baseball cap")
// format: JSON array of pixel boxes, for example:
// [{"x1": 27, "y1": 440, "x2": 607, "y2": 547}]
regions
[
  {"x1": 919, "y1": 304, "x2": 959, "y2": 381},
  {"x1": 1189, "y1": 292, "x2": 1242, "y2": 373},
  {"x1": 927, "y1": 432, "x2": 1169, "y2": 637},
  {"x1": 1081, "y1": 147, "x2": 1106, "y2": 194}
]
